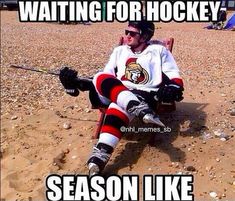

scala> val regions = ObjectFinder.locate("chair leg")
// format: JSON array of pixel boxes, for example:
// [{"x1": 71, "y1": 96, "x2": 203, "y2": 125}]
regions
[
  {"x1": 92, "y1": 112, "x2": 105, "y2": 139},
  {"x1": 167, "y1": 38, "x2": 174, "y2": 52}
]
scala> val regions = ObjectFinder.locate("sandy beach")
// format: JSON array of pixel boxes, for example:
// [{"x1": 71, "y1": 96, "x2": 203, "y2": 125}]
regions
[{"x1": 1, "y1": 10, "x2": 235, "y2": 200}]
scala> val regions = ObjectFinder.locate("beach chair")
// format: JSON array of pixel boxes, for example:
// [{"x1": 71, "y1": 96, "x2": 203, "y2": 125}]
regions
[{"x1": 92, "y1": 37, "x2": 175, "y2": 139}]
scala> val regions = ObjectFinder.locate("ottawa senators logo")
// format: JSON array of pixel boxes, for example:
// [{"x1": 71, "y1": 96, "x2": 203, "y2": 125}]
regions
[{"x1": 121, "y1": 58, "x2": 149, "y2": 84}]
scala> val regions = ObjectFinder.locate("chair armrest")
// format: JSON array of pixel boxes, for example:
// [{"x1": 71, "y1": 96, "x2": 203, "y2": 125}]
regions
[{"x1": 148, "y1": 38, "x2": 174, "y2": 52}]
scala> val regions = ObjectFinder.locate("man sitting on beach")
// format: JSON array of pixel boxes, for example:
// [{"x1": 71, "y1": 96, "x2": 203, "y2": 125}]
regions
[{"x1": 59, "y1": 19, "x2": 184, "y2": 175}]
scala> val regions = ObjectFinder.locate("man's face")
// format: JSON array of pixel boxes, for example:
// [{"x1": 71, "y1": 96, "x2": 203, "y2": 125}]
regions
[{"x1": 125, "y1": 26, "x2": 143, "y2": 48}]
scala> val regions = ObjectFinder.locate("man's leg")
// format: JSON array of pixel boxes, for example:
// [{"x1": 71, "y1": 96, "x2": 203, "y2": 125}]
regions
[
  {"x1": 93, "y1": 72, "x2": 164, "y2": 126},
  {"x1": 87, "y1": 103, "x2": 132, "y2": 175}
]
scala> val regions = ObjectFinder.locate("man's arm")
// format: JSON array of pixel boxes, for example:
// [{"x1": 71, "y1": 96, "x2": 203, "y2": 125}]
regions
[
  {"x1": 161, "y1": 47, "x2": 183, "y2": 87},
  {"x1": 158, "y1": 47, "x2": 184, "y2": 102}
]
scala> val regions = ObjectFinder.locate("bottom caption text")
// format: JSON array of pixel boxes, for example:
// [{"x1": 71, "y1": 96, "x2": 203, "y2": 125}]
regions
[{"x1": 46, "y1": 174, "x2": 194, "y2": 201}]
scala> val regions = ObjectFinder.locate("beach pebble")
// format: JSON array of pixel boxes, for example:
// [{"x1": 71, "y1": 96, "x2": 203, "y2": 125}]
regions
[
  {"x1": 171, "y1": 162, "x2": 179, "y2": 168},
  {"x1": 174, "y1": 162, "x2": 180, "y2": 168},
  {"x1": 11, "y1": 115, "x2": 18, "y2": 120},
  {"x1": 201, "y1": 131, "x2": 213, "y2": 140},
  {"x1": 12, "y1": 124, "x2": 19, "y2": 129},
  {"x1": 186, "y1": 165, "x2": 196, "y2": 172},
  {"x1": 84, "y1": 108, "x2": 91, "y2": 113},
  {"x1": 63, "y1": 122, "x2": 71, "y2": 129},
  {"x1": 214, "y1": 129, "x2": 223, "y2": 137},
  {"x1": 71, "y1": 155, "x2": 77, "y2": 159},
  {"x1": 229, "y1": 109, "x2": 235, "y2": 116},
  {"x1": 213, "y1": 129, "x2": 230, "y2": 140},
  {"x1": 176, "y1": 171, "x2": 183, "y2": 175},
  {"x1": 220, "y1": 137, "x2": 227, "y2": 141},
  {"x1": 209, "y1": 191, "x2": 217, "y2": 198},
  {"x1": 219, "y1": 152, "x2": 225, "y2": 156}
]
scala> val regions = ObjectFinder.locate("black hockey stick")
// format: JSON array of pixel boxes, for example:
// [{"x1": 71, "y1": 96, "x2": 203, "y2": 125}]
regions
[
  {"x1": 10, "y1": 64, "x2": 59, "y2": 76},
  {"x1": 9, "y1": 64, "x2": 93, "y2": 82}
]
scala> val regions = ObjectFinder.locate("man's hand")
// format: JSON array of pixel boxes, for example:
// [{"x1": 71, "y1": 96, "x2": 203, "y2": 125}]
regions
[
  {"x1": 157, "y1": 84, "x2": 184, "y2": 102},
  {"x1": 59, "y1": 67, "x2": 80, "y2": 96}
]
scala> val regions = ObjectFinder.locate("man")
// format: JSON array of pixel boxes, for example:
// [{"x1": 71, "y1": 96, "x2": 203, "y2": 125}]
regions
[
  {"x1": 59, "y1": 19, "x2": 184, "y2": 176},
  {"x1": 212, "y1": 7, "x2": 227, "y2": 30}
]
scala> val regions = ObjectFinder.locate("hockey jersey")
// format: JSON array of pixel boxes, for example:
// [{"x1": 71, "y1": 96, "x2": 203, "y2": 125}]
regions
[{"x1": 103, "y1": 44, "x2": 182, "y2": 92}]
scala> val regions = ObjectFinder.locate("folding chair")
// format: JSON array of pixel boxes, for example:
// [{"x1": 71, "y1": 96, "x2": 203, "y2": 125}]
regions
[{"x1": 92, "y1": 37, "x2": 175, "y2": 139}]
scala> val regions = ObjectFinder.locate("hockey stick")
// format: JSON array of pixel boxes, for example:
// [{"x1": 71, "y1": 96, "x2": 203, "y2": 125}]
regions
[
  {"x1": 9, "y1": 64, "x2": 93, "y2": 82},
  {"x1": 10, "y1": 64, "x2": 59, "y2": 76}
]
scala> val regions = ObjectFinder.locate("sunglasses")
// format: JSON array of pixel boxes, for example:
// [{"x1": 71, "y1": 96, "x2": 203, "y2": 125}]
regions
[{"x1": 125, "y1": 30, "x2": 140, "y2": 37}]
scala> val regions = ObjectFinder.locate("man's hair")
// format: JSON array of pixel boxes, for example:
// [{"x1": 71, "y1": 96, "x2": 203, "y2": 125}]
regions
[{"x1": 128, "y1": 19, "x2": 155, "y2": 41}]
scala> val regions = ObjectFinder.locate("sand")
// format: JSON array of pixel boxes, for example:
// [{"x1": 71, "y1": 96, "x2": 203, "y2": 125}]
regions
[{"x1": 1, "y1": 10, "x2": 235, "y2": 200}]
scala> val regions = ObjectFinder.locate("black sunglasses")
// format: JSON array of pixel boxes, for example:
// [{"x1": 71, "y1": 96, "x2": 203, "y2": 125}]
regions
[{"x1": 125, "y1": 30, "x2": 140, "y2": 37}]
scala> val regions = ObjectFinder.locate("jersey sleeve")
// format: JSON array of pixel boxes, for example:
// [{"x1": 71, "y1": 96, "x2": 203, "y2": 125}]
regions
[{"x1": 161, "y1": 47, "x2": 183, "y2": 87}]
